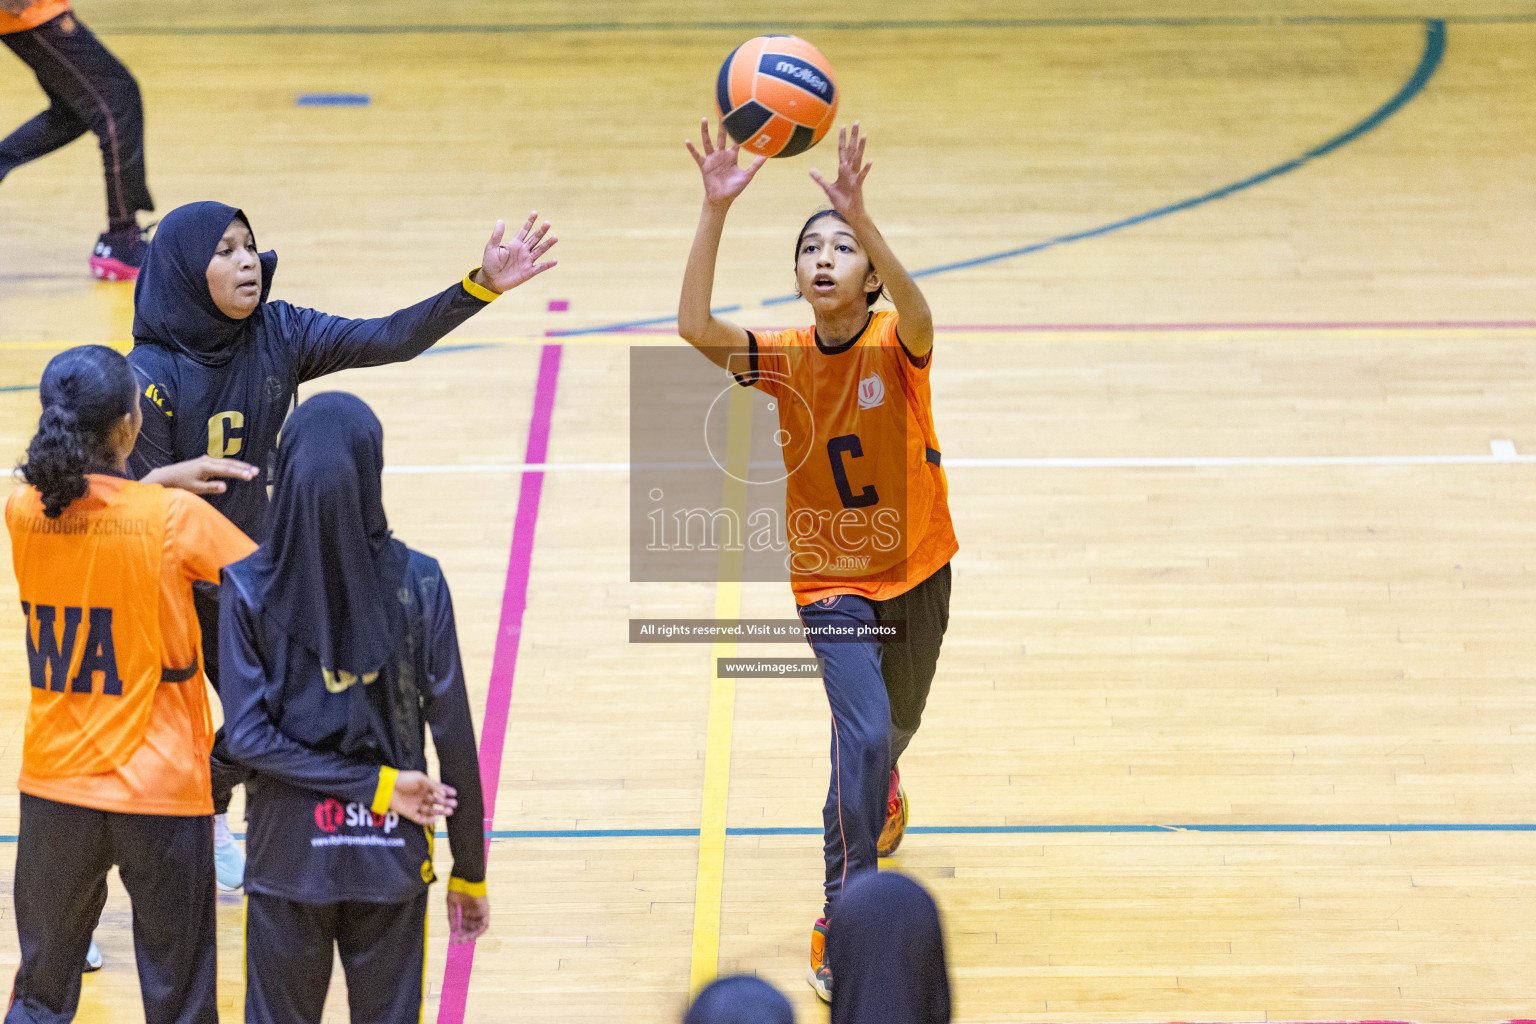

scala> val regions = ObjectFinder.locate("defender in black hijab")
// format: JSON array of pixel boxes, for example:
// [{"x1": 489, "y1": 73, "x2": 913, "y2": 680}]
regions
[{"x1": 220, "y1": 392, "x2": 487, "y2": 1024}]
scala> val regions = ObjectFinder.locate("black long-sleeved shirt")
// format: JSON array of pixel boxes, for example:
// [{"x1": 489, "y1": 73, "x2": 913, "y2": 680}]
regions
[
  {"x1": 128, "y1": 280, "x2": 491, "y2": 540},
  {"x1": 219, "y1": 548, "x2": 485, "y2": 904}
]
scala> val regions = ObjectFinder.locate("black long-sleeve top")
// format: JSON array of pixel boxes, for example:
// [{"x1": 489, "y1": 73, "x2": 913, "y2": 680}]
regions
[
  {"x1": 219, "y1": 548, "x2": 485, "y2": 904},
  {"x1": 128, "y1": 279, "x2": 491, "y2": 540}
]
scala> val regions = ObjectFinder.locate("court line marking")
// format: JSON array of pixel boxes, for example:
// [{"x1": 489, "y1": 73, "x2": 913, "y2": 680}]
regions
[
  {"x1": 5, "y1": 318, "x2": 1534, "y2": 371},
  {"x1": 95, "y1": 13, "x2": 1525, "y2": 36},
  {"x1": 687, "y1": 381, "x2": 755, "y2": 992},
  {"x1": 381, "y1": 441, "x2": 1536, "y2": 475},
  {"x1": 40, "y1": 823, "x2": 1536, "y2": 845},
  {"x1": 547, "y1": 19, "x2": 1445, "y2": 336},
  {"x1": 435, "y1": 343, "x2": 561, "y2": 1024},
  {"x1": 601, "y1": 319, "x2": 1536, "y2": 335}
]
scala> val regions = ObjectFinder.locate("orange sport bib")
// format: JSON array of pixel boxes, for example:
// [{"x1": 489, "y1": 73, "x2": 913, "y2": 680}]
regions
[{"x1": 8, "y1": 481, "x2": 169, "y2": 779}]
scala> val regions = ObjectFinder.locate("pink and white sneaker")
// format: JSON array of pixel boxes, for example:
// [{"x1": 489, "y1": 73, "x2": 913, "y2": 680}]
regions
[{"x1": 90, "y1": 226, "x2": 147, "y2": 281}]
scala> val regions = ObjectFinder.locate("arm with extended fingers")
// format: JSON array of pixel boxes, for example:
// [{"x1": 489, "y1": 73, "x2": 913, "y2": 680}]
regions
[
  {"x1": 290, "y1": 212, "x2": 559, "y2": 379},
  {"x1": 810, "y1": 123, "x2": 934, "y2": 359},
  {"x1": 678, "y1": 119, "x2": 764, "y2": 370}
]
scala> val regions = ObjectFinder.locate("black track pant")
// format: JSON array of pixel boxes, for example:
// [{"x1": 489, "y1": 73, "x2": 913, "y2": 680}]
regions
[
  {"x1": 5, "y1": 794, "x2": 217, "y2": 1024},
  {"x1": 195, "y1": 586, "x2": 250, "y2": 816},
  {"x1": 0, "y1": 12, "x2": 152, "y2": 223},
  {"x1": 245, "y1": 891, "x2": 429, "y2": 1024}
]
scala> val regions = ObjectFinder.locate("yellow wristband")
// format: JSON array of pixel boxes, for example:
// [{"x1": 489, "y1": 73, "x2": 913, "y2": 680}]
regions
[
  {"x1": 370, "y1": 766, "x2": 399, "y2": 815},
  {"x1": 462, "y1": 268, "x2": 500, "y2": 303},
  {"x1": 447, "y1": 876, "x2": 487, "y2": 898}
]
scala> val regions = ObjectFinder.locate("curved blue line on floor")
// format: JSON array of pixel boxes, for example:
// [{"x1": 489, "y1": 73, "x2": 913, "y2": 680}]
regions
[{"x1": 548, "y1": 19, "x2": 1445, "y2": 335}]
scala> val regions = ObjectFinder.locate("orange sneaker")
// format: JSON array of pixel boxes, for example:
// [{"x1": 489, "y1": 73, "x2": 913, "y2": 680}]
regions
[
  {"x1": 877, "y1": 765, "x2": 908, "y2": 857},
  {"x1": 807, "y1": 916, "x2": 831, "y2": 1002}
]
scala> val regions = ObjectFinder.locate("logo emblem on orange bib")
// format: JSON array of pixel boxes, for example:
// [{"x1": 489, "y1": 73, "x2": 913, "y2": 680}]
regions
[{"x1": 857, "y1": 374, "x2": 885, "y2": 410}]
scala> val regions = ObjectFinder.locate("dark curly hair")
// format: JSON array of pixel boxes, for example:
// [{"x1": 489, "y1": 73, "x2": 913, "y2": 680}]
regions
[
  {"x1": 795, "y1": 208, "x2": 886, "y2": 307},
  {"x1": 19, "y1": 345, "x2": 138, "y2": 518}
]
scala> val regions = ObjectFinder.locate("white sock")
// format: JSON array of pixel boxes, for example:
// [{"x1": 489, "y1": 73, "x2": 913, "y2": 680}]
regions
[{"x1": 213, "y1": 812, "x2": 233, "y2": 847}]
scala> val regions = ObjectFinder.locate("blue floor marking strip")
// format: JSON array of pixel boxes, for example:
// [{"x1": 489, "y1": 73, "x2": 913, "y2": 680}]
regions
[
  {"x1": 98, "y1": 14, "x2": 1521, "y2": 36},
  {"x1": 548, "y1": 305, "x2": 739, "y2": 339},
  {"x1": 7, "y1": 821, "x2": 1532, "y2": 844},
  {"x1": 296, "y1": 93, "x2": 371, "y2": 106},
  {"x1": 547, "y1": 19, "x2": 1446, "y2": 333},
  {"x1": 422, "y1": 342, "x2": 499, "y2": 356}
]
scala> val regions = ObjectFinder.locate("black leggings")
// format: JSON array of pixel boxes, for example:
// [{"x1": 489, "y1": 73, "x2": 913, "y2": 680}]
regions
[
  {"x1": 6, "y1": 794, "x2": 217, "y2": 1024},
  {"x1": 195, "y1": 586, "x2": 251, "y2": 816},
  {"x1": 0, "y1": 12, "x2": 152, "y2": 223}
]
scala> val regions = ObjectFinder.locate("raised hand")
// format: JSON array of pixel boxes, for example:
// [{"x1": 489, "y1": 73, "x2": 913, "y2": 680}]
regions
[
  {"x1": 685, "y1": 118, "x2": 767, "y2": 207},
  {"x1": 809, "y1": 123, "x2": 873, "y2": 223},
  {"x1": 389, "y1": 770, "x2": 458, "y2": 826},
  {"x1": 474, "y1": 213, "x2": 558, "y2": 294}
]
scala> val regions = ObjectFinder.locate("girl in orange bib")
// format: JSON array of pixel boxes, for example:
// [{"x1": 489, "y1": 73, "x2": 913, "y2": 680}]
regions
[
  {"x1": 5, "y1": 345, "x2": 260, "y2": 1024},
  {"x1": 679, "y1": 121, "x2": 958, "y2": 1003}
]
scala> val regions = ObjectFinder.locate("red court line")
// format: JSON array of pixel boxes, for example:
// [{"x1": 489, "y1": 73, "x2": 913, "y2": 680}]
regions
[
  {"x1": 587, "y1": 319, "x2": 1536, "y2": 335},
  {"x1": 436, "y1": 343, "x2": 562, "y2": 1024}
]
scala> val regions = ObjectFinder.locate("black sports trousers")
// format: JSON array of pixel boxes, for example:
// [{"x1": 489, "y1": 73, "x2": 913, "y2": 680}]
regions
[
  {"x1": 0, "y1": 11, "x2": 152, "y2": 223},
  {"x1": 5, "y1": 794, "x2": 217, "y2": 1024},
  {"x1": 244, "y1": 891, "x2": 429, "y2": 1024},
  {"x1": 195, "y1": 586, "x2": 250, "y2": 816},
  {"x1": 799, "y1": 561, "x2": 952, "y2": 919}
]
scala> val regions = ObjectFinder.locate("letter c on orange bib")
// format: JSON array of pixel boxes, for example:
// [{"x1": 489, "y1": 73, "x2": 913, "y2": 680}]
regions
[{"x1": 715, "y1": 35, "x2": 838, "y2": 159}]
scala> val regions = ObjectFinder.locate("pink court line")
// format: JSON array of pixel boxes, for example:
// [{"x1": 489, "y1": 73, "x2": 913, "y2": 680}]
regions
[
  {"x1": 585, "y1": 319, "x2": 1536, "y2": 335},
  {"x1": 437, "y1": 343, "x2": 562, "y2": 1024}
]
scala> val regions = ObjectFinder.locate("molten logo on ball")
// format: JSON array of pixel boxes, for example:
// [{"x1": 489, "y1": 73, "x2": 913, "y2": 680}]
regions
[{"x1": 715, "y1": 35, "x2": 839, "y2": 159}]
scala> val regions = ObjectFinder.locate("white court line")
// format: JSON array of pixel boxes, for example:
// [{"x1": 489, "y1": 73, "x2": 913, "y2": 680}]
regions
[{"x1": 383, "y1": 441, "x2": 1534, "y2": 474}]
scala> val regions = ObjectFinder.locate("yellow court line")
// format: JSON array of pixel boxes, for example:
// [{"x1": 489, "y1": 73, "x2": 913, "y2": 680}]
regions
[{"x1": 687, "y1": 380, "x2": 753, "y2": 994}]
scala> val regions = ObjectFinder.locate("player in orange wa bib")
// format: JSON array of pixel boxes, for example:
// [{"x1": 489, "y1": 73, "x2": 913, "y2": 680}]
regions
[
  {"x1": 680, "y1": 121, "x2": 957, "y2": 1002},
  {"x1": 3, "y1": 347, "x2": 457, "y2": 1024}
]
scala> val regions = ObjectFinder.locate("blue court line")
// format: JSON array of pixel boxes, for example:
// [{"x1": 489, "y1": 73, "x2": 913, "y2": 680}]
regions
[
  {"x1": 548, "y1": 305, "x2": 739, "y2": 339},
  {"x1": 548, "y1": 18, "x2": 1445, "y2": 333},
  {"x1": 0, "y1": 385, "x2": 34, "y2": 393},
  {"x1": 3, "y1": 822, "x2": 1533, "y2": 843},
  {"x1": 97, "y1": 14, "x2": 1525, "y2": 36},
  {"x1": 757, "y1": 18, "x2": 1448, "y2": 302},
  {"x1": 296, "y1": 93, "x2": 371, "y2": 106},
  {"x1": 422, "y1": 342, "x2": 499, "y2": 356}
]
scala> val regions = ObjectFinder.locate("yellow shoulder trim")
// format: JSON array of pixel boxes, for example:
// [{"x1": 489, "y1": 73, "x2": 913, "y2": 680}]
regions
[
  {"x1": 462, "y1": 269, "x2": 500, "y2": 303},
  {"x1": 371, "y1": 765, "x2": 399, "y2": 815},
  {"x1": 447, "y1": 876, "x2": 487, "y2": 898}
]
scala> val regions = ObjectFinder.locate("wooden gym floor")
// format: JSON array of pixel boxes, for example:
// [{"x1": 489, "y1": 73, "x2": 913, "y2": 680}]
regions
[{"x1": 3, "y1": 1, "x2": 1536, "y2": 1021}]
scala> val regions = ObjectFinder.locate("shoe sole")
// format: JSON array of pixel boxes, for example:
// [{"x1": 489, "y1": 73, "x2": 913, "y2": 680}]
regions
[
  {"x1": 805, "y1": 963, "x2": 831, "y2": 1003},
  {"x1": 89, "y1": 256, "x2": 139, "y2": 281},
  {"x1": 216, "y1": 880, "x2": 242, "y2": 893},
  {"x1": 877, "y1": 785, "x2": 909, "y2": 857}
]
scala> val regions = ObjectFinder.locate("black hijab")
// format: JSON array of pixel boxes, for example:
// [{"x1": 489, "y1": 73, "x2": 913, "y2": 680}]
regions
[
  {"x1": 828, "y1": 873, "x2": 952, "y2": 1024},
  {"x1": 684, "y1": 975, "x2": 794, "y2": 1024},
  {"x1": 132, "y1": 201, "x2": 277, "y2": 369},
  {"x1": 246, "y1": 391, "x2": 408, "y2": 681}
]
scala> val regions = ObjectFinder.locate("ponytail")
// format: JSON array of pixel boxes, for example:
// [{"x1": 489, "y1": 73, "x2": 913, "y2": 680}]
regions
[{"x1": 18, "y1": 346, "x2": 139, "y2": 518}]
